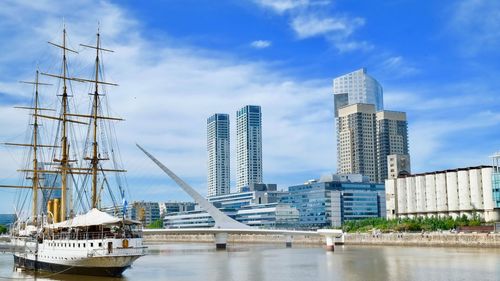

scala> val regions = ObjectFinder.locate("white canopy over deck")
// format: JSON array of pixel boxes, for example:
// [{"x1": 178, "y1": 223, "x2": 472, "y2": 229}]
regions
[{"x1": 47, "y1": 208, "x2": 141, "y2": 229}]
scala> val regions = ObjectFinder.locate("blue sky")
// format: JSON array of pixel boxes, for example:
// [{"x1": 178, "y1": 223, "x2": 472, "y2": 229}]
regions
[{"x1": 0, "y1": 0, "x2": 499, "y2": 213}]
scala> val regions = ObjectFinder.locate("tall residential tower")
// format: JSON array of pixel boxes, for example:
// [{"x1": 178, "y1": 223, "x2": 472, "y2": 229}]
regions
[
  {"x1": 334, "y1": 68, "x2": 409, "y2": 183},
  {"x1": 207, "y1": 113, "x2": 230, "y2": 197},
  {"x1": 337, "y1": 104, "x2": 377, "y2": 182},
  {"x1": 376, "y1": 111, "x2": 409, "y2": 182},
  {"x1": 236, "y1": 105, "x2": 263, "y2": 191}
]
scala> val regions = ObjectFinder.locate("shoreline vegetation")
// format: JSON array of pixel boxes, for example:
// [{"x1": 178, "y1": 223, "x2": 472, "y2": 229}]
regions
[{"x1": 340, "y1": 216, "x2": 485, "y2": 233}]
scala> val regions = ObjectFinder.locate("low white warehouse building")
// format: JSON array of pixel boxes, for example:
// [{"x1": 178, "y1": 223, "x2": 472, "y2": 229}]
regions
[{"x1": 386, "y1": 166, "x2": 500, "y2": 222}]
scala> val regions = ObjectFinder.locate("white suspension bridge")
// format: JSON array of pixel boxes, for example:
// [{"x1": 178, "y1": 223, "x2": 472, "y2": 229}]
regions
[{"x1": 137, "y1": 144, "x2": 343, "y2": 251}]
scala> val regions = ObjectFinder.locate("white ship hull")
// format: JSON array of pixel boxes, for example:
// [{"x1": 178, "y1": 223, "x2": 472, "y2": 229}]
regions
[{"x1": 12, "y1": 237, "x2": 146, "y2": 277}]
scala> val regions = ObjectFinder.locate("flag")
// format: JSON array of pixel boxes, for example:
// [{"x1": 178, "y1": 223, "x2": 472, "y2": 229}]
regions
[{"x1": 122, "y1": 198, "x2": 128, "y2": 218}]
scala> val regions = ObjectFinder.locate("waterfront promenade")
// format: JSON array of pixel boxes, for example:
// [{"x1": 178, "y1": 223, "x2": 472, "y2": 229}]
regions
[{"x1": 143, "y1": 231, "x2": 500, "y2": 248}]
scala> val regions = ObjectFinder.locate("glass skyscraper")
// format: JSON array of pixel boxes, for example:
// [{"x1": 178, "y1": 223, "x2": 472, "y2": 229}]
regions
[
  {"x1": 236, "y1": 105, "x2": 263, "y2": 192},
  {"x1": 333, "y1": 68, "x2": 383, "y2": 117},
  {"x1": 207, "y1": 113, "x2": 230, "y2": 197}
]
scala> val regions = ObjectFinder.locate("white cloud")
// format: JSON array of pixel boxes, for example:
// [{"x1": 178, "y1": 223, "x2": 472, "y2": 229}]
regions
[
  {"x1": 253, "y1": 0, "x2": 369, "y2": 52},
  {"x1": 291, "y1": 15, "x2": 364, "y2": 39},
  {"x1": 374, "y1": 55, "x2": 419, "y2": 79},
  {"x1": 250, "y1": 40, "x2": 272, "y2": 49},
  {"x1": 290, "y1": 14, "x2": 370, "y2": 52},
  {"x1": 334, "y1": 41, "x2": 373, "y2": 53},
  {"x1": 409, "y1": 111, "x2": 500, "y2": 172},
  {"x1": 253, "y1": 0, "x2": 310, "y2": 13},
  {"x1": 0, "y1": 1, "x2": 336, "y2": 212}
]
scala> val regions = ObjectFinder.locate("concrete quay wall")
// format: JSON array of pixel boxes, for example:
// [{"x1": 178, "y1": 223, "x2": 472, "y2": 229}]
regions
[
  {"x1": 144, "y1": 233, "x2": 324, "y2": 245},
  {"x1": 144, "y1": 232, "x2": 500, "y2": 248},
  {"x1": 344, "y1": 232, "x2": 500, "y2": 247}
]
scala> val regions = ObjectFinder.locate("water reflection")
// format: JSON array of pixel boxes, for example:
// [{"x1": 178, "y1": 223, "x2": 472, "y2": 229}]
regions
[{"x1": 0, "y1": 243, "x2": 499, "y2": 281}]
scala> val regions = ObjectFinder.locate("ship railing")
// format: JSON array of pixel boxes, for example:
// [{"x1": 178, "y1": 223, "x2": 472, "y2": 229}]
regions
[
  {"x1": 87, "y1": 246, "x2": 147, "y2": 257},
  {"x1": 50, "y1": 231, "x2": 142, "y2": 241}
]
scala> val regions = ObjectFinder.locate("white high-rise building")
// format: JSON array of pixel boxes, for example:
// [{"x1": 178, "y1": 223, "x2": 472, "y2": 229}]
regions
[
  {"x1": 333, "y1": 68, "x2": 383, "y2": 117},
  {"x1": 236, "y1": 105, "x2": 263, "y2": 192},
  {"x1": 207, "y1": 113, "x2": 230, "y2": 197}
]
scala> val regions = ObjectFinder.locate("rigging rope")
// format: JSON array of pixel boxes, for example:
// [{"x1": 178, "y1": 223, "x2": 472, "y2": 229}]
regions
[{"x1": 0, "y1": 262, "x2": 78, "y2": 280}]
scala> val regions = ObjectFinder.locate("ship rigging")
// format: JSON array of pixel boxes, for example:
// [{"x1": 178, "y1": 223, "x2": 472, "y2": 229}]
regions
[{"x1": 1, "y1": 25, "x2": 145, "y2": 277}]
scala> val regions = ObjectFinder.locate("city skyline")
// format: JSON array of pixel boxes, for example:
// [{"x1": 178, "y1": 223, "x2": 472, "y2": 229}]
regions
[{"x1": 0, "y1": 1, "x2": 499, "y2": 212}]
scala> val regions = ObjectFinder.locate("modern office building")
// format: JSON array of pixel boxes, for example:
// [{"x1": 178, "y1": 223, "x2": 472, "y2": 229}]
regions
[
  {"x1": 207, "y1": 113, "x2": 231, "y2": 197},
  {"x1": 163, "y1": 203, "x2": 299, "y2": 229},
  {"x1": 164, "y1": 184, "x2": 295, "y2": 229},
  {"x1": 386, "y1": 166, "x2": 500, "y2": 221},
  {"x1": 337, "y1": 104, "x2": 378, "y2": 182},
  {"x1": 387, "y1": 154, "x2": 411, "y2": 180},
  {"x1": 163, "y1": 209, "x2": 216, "y2": 228},
  {"x1": 333, "y1": 68, "x2": 383, "y2": 117},
  {"x1": 282, "y1": 174, "x2": 385, "y2": 228},
  {"x1": 236, "y1": 203, "x2": 299, "y2": 228},
  {"x1": 236, "y1": 105, "x2": 263, "y2": 191},
  {"x1": 129, "y1": 201, "x2": 161, "y2": 226},
  {"x1": 208, "y1": 183, "x2": 284, "y2": 209},
  {"x1": 159, "y1": 202, "x2": 196, "y2": 218},
  {"x1": 376, "y1": 110, "x2": 409, "y2": 182}
]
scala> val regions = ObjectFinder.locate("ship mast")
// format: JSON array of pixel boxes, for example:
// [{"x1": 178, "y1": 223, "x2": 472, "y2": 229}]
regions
[
  {"x1": 57, "y1": 27, "x2": 71, "y2": 221},
  {"x1": 1, "y1": 71, "x2": 55, "y2": 224},
  {"x1": 90, "y1": 30, "x2": 104, "y2": 208},
  {"x1": 40, "y1": 27, "x2": 124, "y2": 215},
  {"x1": 59, "y1": 28, "x2": 69, "y2": 221},
  {"x1": 41, "y1": 27, "x2": 89, "y2": 221},
  {"x1": 2, "y1": 27, "x2": 125, "y2": 223},
  {"x1": 29, "y1": 71, "x2": 44, "y2": 221},
  {"x1": 80, "y1": 29, "x2": 124, "y2": 209}
]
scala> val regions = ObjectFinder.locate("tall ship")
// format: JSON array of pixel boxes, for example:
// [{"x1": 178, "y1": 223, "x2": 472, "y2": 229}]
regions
[{"x1": 1, "y1": 26, "x2": 146, "y2": 277}]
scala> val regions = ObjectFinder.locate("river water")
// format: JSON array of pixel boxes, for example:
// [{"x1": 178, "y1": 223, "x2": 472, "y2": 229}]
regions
[{"x1": 1, "y1": 243, "x2": 499, "y2": 281}]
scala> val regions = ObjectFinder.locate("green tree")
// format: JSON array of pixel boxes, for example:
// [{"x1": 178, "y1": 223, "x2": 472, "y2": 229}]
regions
[
  {"x1": 339, "y1": 215, "x2": 486, "y2": 233},
  {"x1": 146, "y1": 219, "x2": 163, "y2": 229}
]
